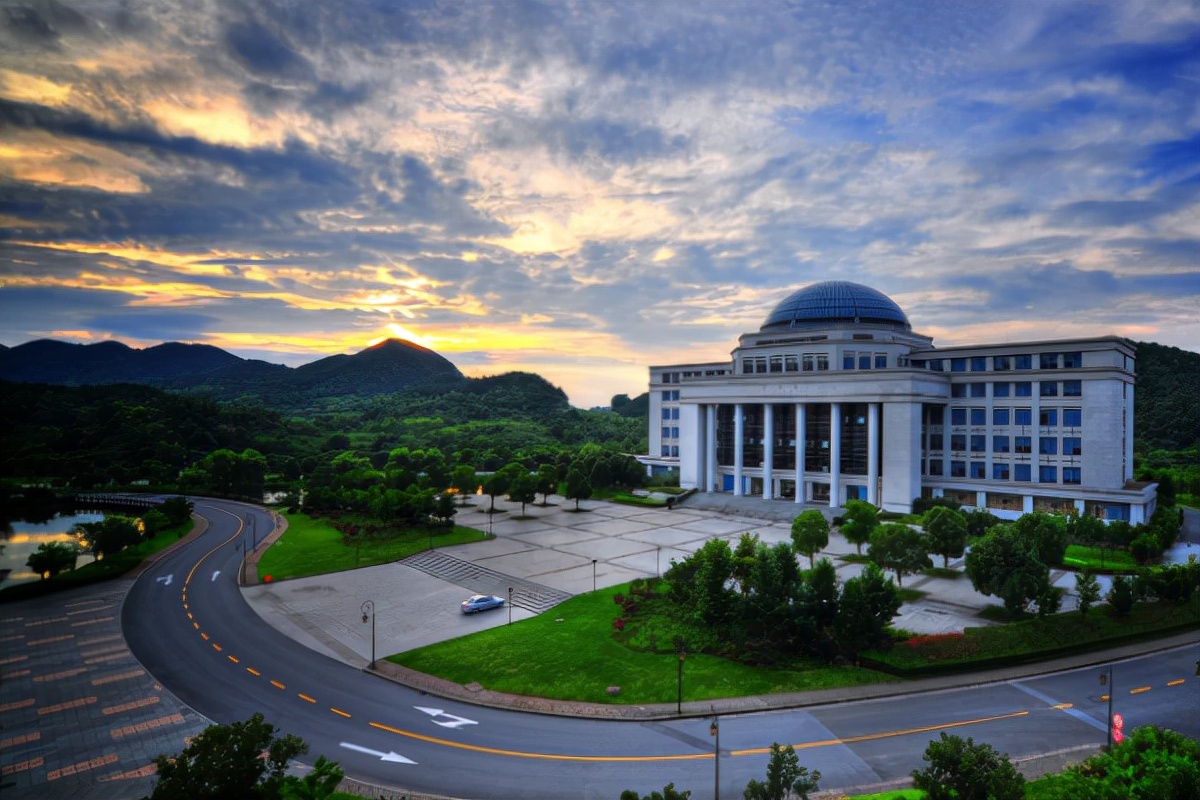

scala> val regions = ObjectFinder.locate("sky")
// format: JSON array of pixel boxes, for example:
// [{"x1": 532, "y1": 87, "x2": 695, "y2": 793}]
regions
[{"x1": 1, "y1": 0, "x2": 1197, "y2": 408}]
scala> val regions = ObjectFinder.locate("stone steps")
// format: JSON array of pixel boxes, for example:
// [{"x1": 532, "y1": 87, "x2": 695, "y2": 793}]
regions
[{"x1": 399, "y1": 551, "x2": 573, "y2": 614}]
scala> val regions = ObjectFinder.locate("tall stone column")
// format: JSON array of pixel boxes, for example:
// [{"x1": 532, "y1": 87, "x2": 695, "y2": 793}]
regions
[
  {"x1": 706, "y1": 404, "x2": 717, "y2": 493},
  {"x1": 867, "y1": 402, "x2": 880, "y2": 506},
  {"x1": 829, "y1": 402, "x2": 842, "y2": 507},
  {"x1": 733, "y1": 403, "x2": 744, "y2": 496},
  {"x1": 794, "y1": 402, "x2": 806, "y2": 503},
  {"x1": 941, "y1": 403, "x2": 951, "y2": 479},
  {"x1": 762, "y1": 403, "x2": 774, "y2": 500}
]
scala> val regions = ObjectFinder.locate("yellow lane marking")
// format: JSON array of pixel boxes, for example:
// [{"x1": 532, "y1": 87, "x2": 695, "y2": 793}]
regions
[
  {"x1": 228, "y1": 655, "x2": 240, "y2": 664},
  {"x1": 1051, "y1": 703, "x2": 1073, "y2": 710},
  {"x1": 192, "y1": 622, "x2": 199, "y2": 630},
  {"x1": 1100, "y1": 694, "x2": 1110, "y2": 701},
  {"x1": 1130, "y1": 686, "x2": 1151, "y2": 695},
  {"x1": 299, "y1": 693, "x2": 316, "y2": 703},
  {"x1": 271, "y1": 680, "x2": 285, "y2": 690},
  {"x1": 212, "y1": 643, "x2": 222, "y2": 652},
  {"x1": 1167, "y1": 679, "x2": 1185, "y2": 687},
  {"x1": 200, "y1": 632, "x2": 209, "y2": 641},
  {"x1": 367, "y1": 711, "x2": 1032, "y2": 764},
  {"x1": 247, "y1": 667, "x2": 261, "y2": 676},
  {"x1": 331, "y1": 707, "x2": 351, "y2": 718}
]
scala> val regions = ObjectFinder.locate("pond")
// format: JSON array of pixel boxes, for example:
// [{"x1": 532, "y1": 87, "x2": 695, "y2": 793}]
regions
[{"x1": 0, "y1": 512, "x2": 102, "y2": 588}]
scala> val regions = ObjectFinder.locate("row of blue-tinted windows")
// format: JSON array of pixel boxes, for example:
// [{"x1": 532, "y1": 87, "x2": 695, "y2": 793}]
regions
[
  {"x1": 661, "y1": 390, "x2": 680, "y2": 401},
  {"x1": 660, "y1": 445, "x2": 679, "y2": 457},
  {"x1": 944, "y1": 435, "x2": 1082, "y2": 455},
  {"x1": 949, "y1": 407, "x2": 1082, "y2": 428},
  {"x1": 940, "y1": 352, "x2": 1083, "y2": 372},
  {"x1": 661, "y1": 407, "x2": 680, "y2": 420},
  {"x1": 660, "y1": 427, "x2": 680, "y2": 440},
  {"x1": 843, "y1": 353, "x2": 889, "y2": 369},
  {"x1": 952, "y1": 380, "x2": 1080, "y2": 398},
  {"x1": 942, "y1": 462, "x2": 1080, "y2": 484}
]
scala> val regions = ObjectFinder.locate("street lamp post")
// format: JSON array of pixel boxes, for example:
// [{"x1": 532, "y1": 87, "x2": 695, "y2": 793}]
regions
[
  {"x1": 1101, "y1": 665, "x2": 1115, "y2": 748},
  {"x1": 361, "y1": 600, "x2": 376, "y2": 670},
  {"x1": 508, "y1": 587, "x2": 513, "y2": 625},
  {"x1": 248, "y1": 515, "x2": 257, "y2": 551},
  {"x1": 710, "y1": 713, "x2": 720, "y2": 800},
  {"x1": 675, "y1": 639, "x2": 687, "y2": 714},
  {"x1": 592, "y1": 559, "x2": 598, "y2": 592},
  {"x1": 656, "y1": 545, "x2": 661, "y2": 578}
]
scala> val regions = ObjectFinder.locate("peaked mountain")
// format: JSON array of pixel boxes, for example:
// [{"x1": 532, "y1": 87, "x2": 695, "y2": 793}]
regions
[{"x1": 0, "y1": 337, "x2": 464, "y2": 403}]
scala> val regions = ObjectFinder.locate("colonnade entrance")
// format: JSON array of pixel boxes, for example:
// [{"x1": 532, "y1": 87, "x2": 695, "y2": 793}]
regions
[{"x1": 699, "y1": 401, "x2": 881, "y2": 506}]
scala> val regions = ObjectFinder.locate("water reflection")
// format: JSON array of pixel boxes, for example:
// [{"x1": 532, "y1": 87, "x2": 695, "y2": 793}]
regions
[{"x1": 0, "y1": 513, "x2": 102, "y2": 587}]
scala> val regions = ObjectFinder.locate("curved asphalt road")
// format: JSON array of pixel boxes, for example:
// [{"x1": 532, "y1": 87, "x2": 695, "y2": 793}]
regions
[{"x1": 123, "y1": 499, "x2": 1200, "y2": 800}]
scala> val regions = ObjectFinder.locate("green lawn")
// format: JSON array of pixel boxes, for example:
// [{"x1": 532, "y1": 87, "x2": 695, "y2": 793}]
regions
[
  {"x1": 255, "y1": 512, "x2": 488, "y2": 581},
  {"x1": 390, "y1": 583, "x2": 896, "y2": 704},
  {"x1": 1061, "y1": 544, "x2": 1139, "y2": 571}
]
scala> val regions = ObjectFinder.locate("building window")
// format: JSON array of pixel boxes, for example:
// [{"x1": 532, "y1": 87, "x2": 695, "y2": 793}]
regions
[
  {"x1": 858, "y1": 354, "x2": 870, "y2": 369},
  {"x1": 951, "y1": 408, "x2": 967, "y2": 425},
  {"x1": 742, "y1": 360, "x2": 753, "y2": 374},
  {"x1": 993, "y1": 382, "x2": 1010, "y2": 398},
  {"x1": 1064, "y1": 437, "x2": 1081, "y2": 456},
  {"x1": 951, "y1": 461, "x2": 966, "y2": 477},
  {"x1": 662, "y1": 409, "x2": 671, "y2": 420},
  {"x1": 1063, "y1": 408, "x2": 1082, "y2": 427},
  {"x1": 672, "y1": 390, "x2": 680, "y2": 401},
  {"x1": 1040, "y1": 381, "x2": 1058, "y2": 397},
  {"x1": 785, "y1": 355, "x2": 798, "y2": 372},
  {"x1": 1063, "y1": 467, "x2": 1081, "y2": 485},
  {"x1": 671, "y1": 427, "x2": 679, "y2": 438},
  {"x1": 951, "y1": 434, "x2": 966, "y2": 452},
  {"x1": 928, "y1": 406, "x2": 944, "y2": 425},
  {"x1": 970, "y1": 382, "x2": 986, "y2": 398},
  {"x1": 951, "y1": 358, "x2": 967, "y2": 372},
  {"x1": 951, "y1": 384, "x2": 967, "y2": 398},
  {"x1": 993, "y1": 356, "x2": 1011, "y2": 371},
  {"x1": 671, "y1": 407, "x2": 680, "y2": 420},
  {"x1": 993, "y1": 408, "x2": 1010, "y2": 426},
  {"x1": 993, "y1": 435, "x2": 1010, "y2": 453},
  {"x1": 970, "y1": 408, "x2": 987, "y2": 426},
  {"x1": 1015, "y1": 381, "x2": 1032, "y2": 397},
  {"x1": 1039, "y1": 353, "x2": 1059, "y2": 370},
  {"x1": 929, "y1": 433, "x2": 944, "y2": 450},
  {"x1": 770, "y1": 355, "x2": 783, "y2": 372},
  {"x1": 1063, "y1": 380, "x2": 1081, "y2": 397},
  {"x1": 929, "y1": 359, "x2": 944, "y2": 371},
  {"x1": 970, "y1": 462, "x2": 986, "y2": 479},
  {"x1": 971, "y1": 357, "x2": 987, "y2": 372},
  {"x1": 875, "y1": 353, "x2": 887, "y2": 369},
  {"x1": 1015, "y1": 408, "x2": 1032, "y2": 426},
  {"x1": 993, "y1": 464, "x2": 1010, "y2": 480},
  {"x1": 1015, "y1": 355, "x2": 1033, "y2": 370},
  {"x1": 970, "y1": 435, "x2": 986, "y2": 453},
  {"x1": 844, "y1": 353, "x2": 856, "y2": 369},
  {"x1": 755, "y1": 358, "x2": 767, "y2": 373},
  {"x1": 671, "y1": 446, "x2": 679, "y2": 457},
  {"x1": 1040, "y1": 409, "x2": 1057, "y2": 427},
  {"x1": 1015, "y1": 436, "x2": 1032, "y2": 454},
  {"x1": 661, "y1": 446, "x2": 670, "y2": 456},
  {"x1": 817, "y1": 354, "x2": 829, "y2": 371},
  {"x1": 929, "y1": 459, "x2": 944, "y2": 476},
  {"x1": 1063, "y1": 352, "x2": 1083, "y2": 368},
  {"x1": 1040, "y1": 438, "x2": 1058, "y2": 455},
  {"x1": 662, "y1": 390, "x2": 672, "y2": 400},
  {"x1": 661, "y1": 427, "x2": 671, "y2": 439},
  {"x1": 1015, "y1": 463, "x2": 1032, "y2": 481},
  {"x1": 1039, "y1": 465, "x2": 1057, "y2": 483},
  {"x1": 802, "y1": 354, "x2": 814, "y2": 371}
]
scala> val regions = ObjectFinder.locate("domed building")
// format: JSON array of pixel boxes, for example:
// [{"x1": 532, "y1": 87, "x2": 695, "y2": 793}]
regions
[{"x1": 646, "y1": 281, "x2": 1156, "y2": 522}]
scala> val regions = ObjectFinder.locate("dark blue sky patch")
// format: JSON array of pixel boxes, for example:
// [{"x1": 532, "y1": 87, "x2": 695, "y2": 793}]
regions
[
  {"x1": 84, "y1": 311, "x2": 218, "y2": 342},
  {"x1": 223, "y1": 17, "x2": 314, "y2": 81}
]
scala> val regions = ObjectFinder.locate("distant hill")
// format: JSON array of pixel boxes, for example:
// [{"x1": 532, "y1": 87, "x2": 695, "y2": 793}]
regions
[
  {"x1": 1134, "y1": 341, "x2": 1199, "y2": 452},
  {"x1": 0, "y1": 338, "x2": 464, "y2": 403}
]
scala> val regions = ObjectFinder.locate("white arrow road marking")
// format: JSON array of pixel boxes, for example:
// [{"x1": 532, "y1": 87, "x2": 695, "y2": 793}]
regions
[
  {"x1": 415, "y1": 706, "x2": 479, "y2": 729},
  {"x1": 338, "y1": 742, "x2": 416, "y2": 764},
  {"x1": 155, "y1": 574, "x2": 173, "y2": 586},
  {"x1": 211, "y1": 570, "x2": 221, "y2": 582}
]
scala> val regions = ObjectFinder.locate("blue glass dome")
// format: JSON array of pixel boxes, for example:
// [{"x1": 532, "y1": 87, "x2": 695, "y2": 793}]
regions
[{"x1": 761, "y1": 281, "x2": 910, "y2": 331}]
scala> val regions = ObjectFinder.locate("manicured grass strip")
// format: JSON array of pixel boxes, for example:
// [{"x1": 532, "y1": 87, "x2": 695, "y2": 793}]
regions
[
  {"x1": 610, "y1": 493, "x2": 669, "y2": 507},
  {"x1": 390, "y1": 584, "x2": 896, "y2": 705},
  {"x1": 848, "y1": 791, "x2": 923, "y2": 800},
  {"x1": 0, "y1": 522, "x2": 191, "y2": 603},
  {"x1": 1061, "y1": 544, "x2": 1139, "y2": 571},
  {"x1": 867, "y1": 598, "x2": 1200, "y2": 675},
  {"x1": 256, "y1": 513, "x2": 487, "y2": 582}
]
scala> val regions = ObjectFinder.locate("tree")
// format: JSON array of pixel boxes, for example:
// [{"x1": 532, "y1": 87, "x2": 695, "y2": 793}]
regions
[
  {"x1": 963, "y1": 509, "x2": 1000, "y2": 538},
  {"x1": 790, "y1": 510, "x2": 829, "y2": 567},
  {"x1": 451, "y1": 464, "x2": 478, "y2": 505},
  {"x1": 965, "y1": 525, "x2": 1053, "y2": 615},
  {"x1": 75, "y1": 515, "x2": 143, "y2": 559},
  {"x1": 868, "y1": 523, "x2": 932, "y2": 587},
  {"x1": 27, "y1": 541, "x2": 79, "y2": 579},
  {"x1": 911, "y1": 733, "x2": 1025, "y2": 800},
  {"x1": 743, "y1": 742, "x2": 821, "y2": 800},
  {"x1": 279, "y1": 756, "x2": 344, "y2": 800},
  {"x1": 1032, "y1": 725, "x2": 1199, "y2": 800},
  {"x1": 507, "y1": 471, "x2": 538, "y2": 515},
  {"x1": 482, "y1": 470, "x2": 511, "y2": 513},
  {"x1": 159, "y1": 496, "x2": 195, "y2": 527},
  {"x1": 1075, "y1": 570, "x2": 1100, "y2": 617},
  {"x1": 536, "y1": 462, "x2": 558, "y2": 505},
  {"x1": 1107, "y1": 574, "x2": 1135, "y2": 616},
  {"x1": 564, "y1": 467, "x2": 592, "y2": 510},
  {"x1": 148, "y1": 713, "x2": 312, "y2": 800},
  {"x1": 834, "y1": 562, "x2": 901, "y2": 658},
  {"x1": 619, "y1": 783, "x2": 691, "y2": 800},
  {"x1": 140, "y1": 507, "x2": 171, "y2": 538},
  {"x1": 839, "y1": 499, "x2": 879, "y2": 555},
  {"x1": 923, "y1": 506, "x2": 968, "y2": 568}
]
